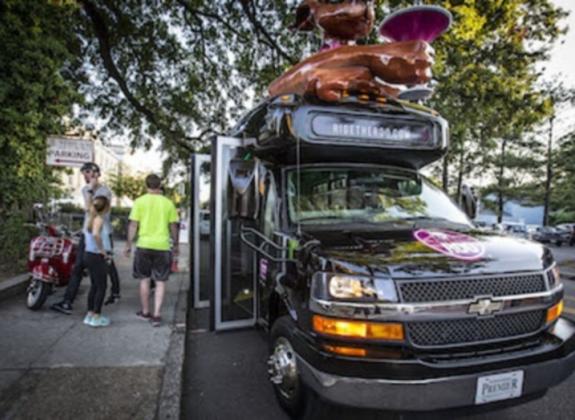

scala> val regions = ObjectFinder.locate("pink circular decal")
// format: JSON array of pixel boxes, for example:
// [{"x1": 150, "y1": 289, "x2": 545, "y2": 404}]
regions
[{"x1": 413, "y1": 229, "x2": 485, "y2": 261}]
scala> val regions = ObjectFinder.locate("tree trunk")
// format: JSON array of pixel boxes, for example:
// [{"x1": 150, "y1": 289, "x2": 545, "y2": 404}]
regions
[
  {"x1": 456, "y1": 146, "x2": 465, "y2": 200},
  {"x1": 543, "y1": 115, "x2": 554, "y2": 226},
  {"x1": 497, "y1": 138, "x2": 507, "y2": 224},
  {"x1": 442, "y1": 156, "x2": 449, "y2": 193}
]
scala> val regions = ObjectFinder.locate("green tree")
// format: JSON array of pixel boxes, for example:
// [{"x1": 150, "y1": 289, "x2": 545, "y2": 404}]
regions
[
  {"x1": 109, "y1": 173, "x2": 147, "y2": 202},
  {"x1": 70, "y1": 1, "x2": 567, "y2": 182},
  {"x1": 72, "y1": 0, "x2": 311, "y2": 161},
  {"x1": 109, "y1": 172, "x2": 186, "y2": 206},
  {"x1": 552, "y1": 128, "x2": 575, "y2": 221},
  {"x1": 426, "y1": 0, "x2": 566, "y2": 196},
  {"x1": 0, "y1": 0, "x2": 81, "y2": 267},
  {"x1": 539, "y1": 82, "x2": 575, "y2": 225}
]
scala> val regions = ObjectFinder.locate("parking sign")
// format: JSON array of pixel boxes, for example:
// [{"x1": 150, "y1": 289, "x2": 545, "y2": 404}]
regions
[{"x1": 46, "y1": 137, "x2": 94, "y2": 167}]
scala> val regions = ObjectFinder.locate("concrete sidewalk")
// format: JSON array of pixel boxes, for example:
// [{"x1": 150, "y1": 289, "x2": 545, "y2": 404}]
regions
[{"x1": 0, "y1": 243, "x2": 188, "y2": 420}]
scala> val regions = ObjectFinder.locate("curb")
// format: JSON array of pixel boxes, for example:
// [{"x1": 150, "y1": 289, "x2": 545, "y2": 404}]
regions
[
  {"x1": 156, "y1": 270, "x2": 189, "y2": 420},
  {"x1": 0, "y1": 274, "x2": 29, "y2": 303}
]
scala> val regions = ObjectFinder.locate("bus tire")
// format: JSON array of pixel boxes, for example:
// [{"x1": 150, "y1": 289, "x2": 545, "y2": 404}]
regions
[{"x1": 269, "y1": 316, "x2": 322, "y2": 419}]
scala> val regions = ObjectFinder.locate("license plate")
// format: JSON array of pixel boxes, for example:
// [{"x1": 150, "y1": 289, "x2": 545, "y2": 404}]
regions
[{"x1": 475, "y1": 370, "x2": 524, "y2": 405}]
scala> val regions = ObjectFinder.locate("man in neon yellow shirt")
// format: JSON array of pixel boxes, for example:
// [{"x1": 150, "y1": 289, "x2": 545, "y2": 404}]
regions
[{"x1": 124, "y1": 174, "x2": 179, "y2": 327}]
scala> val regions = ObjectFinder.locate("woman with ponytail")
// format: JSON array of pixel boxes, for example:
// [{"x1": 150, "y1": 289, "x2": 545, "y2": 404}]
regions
[{"x1": 83, "y1": 195, "x2": 112, "y2": 327}]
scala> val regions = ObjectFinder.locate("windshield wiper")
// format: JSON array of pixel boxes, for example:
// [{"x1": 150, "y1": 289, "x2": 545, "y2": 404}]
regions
[
  {"x1": 404, "y1": 216, "x2": 471, "y2": 230},
  {"x1": 298, "y1": 216, "x2": 374, "y2": 224},
  {"x1": 298, "y1": 215, "x2": 342, "y2": 222}
]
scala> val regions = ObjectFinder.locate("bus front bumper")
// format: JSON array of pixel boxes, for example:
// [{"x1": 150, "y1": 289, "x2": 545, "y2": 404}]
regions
[{"x1": 297, "y1": 319, "x2": 575, "y2": 412}]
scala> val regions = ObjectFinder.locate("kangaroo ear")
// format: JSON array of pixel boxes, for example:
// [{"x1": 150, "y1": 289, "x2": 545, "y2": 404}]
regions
[{"x1": 291, "y1": 1, "x2": 316, "y2": 31}]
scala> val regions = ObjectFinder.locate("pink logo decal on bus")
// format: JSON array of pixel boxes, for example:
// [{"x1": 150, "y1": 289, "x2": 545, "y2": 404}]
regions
[{"x1": 414, "y1": 229, "x2": 485, "y2": 261}]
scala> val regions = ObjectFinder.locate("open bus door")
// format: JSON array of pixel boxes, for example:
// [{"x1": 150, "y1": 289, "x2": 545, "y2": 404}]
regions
[{"x1": 191, "y1": 137, "x2": 258, "y2": 331}]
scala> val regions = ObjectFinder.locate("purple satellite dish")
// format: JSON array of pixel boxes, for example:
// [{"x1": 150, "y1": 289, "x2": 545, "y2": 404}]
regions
[{"x1": 378, "y1": 5, "x2": 452, "y2": 43}]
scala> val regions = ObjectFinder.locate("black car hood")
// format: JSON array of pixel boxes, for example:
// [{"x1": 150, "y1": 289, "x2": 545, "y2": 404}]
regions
[{"x1": 305, "y1": 227, "x2": 553, "y2": 279}]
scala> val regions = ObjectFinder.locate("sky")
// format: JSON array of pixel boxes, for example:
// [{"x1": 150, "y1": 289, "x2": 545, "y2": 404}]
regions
[
  {"x1": 545, "y1": 0, "x2": 575, "y2": 136},
  {"x1": 121, "y1": 0, "x2": 575, "y2": 173},
  {"x1": 123, "y1": 143, "x2": 165, "y2": 174},
  {"x1": 546, "y1": 0, "x2": 575, "y2": 84}
]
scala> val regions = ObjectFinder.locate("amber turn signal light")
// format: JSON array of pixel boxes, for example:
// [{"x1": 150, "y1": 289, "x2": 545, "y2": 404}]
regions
[
  {"x1": 547, "y1": 300, "x2": 564, "y2": 324},
  {"x1": 312, "y1": 315, "x2": 404, "y2": 341},
  {"x1": 323, "y1": 345, "x2": 367, "y2": 357}
]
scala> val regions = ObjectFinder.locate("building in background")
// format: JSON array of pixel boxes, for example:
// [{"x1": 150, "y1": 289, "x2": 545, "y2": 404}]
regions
[{"x1": 58, "y1": 139, "x2": 135, "y2": 208}]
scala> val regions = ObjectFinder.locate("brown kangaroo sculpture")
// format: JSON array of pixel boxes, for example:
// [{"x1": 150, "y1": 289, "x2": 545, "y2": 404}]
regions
[{"x1": 268, "y1": 0, "x2": 434, "y2": 102}]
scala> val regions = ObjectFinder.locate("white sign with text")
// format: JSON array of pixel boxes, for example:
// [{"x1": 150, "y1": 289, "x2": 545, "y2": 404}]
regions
[{"x1": 46, "y1": 137, "x2": 94, "y2": 168}]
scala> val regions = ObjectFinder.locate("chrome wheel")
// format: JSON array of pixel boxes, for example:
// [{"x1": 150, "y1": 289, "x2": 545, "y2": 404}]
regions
[
  {"x1": 268, "y1": 337, "x2": 299, "y2": 400},
  {"x1": 26, "y1": 279, "x2": 49, "y2": 310},
  {"x1": 27, "y1": 280, "x2": 41, "y2": 306}
]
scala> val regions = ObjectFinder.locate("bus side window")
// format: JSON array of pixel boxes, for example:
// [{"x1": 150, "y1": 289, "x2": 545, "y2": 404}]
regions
[{"x1": 262, "y1": 176, "x2": 278, "y2": 239}]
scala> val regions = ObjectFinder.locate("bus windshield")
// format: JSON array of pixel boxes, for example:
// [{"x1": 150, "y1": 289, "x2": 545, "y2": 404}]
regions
[{"x1": 287, "y1": 167, "x2": 472, "y2": 228}]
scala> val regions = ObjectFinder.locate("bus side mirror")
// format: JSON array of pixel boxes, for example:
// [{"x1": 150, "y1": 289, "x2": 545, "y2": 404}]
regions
[
  {"x1": 228, "y1": 159, "x2": 259, "y2": 221},
  {"x1": 280, "y1": 261, "x2": 301, "y2": 289},
  {"x1": 459, "y1": 184, "x2": 477, "y2": 220}
]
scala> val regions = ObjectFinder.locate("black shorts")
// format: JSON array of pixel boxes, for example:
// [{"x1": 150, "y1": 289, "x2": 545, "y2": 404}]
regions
[{"x1": 133, "y1": 248, "x2": 172, "y2": 282}]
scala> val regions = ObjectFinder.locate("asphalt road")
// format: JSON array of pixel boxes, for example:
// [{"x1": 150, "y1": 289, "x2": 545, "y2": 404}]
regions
[
  {"x1": 182, "y1": 245, "x2": 575, "y2": 420},
  {"x1": 550, "y1": 245, "x2": 575, "y2": 319}
]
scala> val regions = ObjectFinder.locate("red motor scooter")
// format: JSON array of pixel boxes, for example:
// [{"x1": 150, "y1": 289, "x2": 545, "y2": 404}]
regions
[{"x1": 26, "y1": 222, "x2": 80, "y2": 310}]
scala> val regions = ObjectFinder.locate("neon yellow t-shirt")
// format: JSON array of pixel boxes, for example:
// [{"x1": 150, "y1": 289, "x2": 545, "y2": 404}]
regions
[{"x1": 129, "y1": 194, "x2": 179, "y2": 251}]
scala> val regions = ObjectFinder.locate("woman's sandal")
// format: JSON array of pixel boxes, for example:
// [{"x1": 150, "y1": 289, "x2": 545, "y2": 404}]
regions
[{"x1": 136, "y1": 311, "x2": 151, "y2": 320}]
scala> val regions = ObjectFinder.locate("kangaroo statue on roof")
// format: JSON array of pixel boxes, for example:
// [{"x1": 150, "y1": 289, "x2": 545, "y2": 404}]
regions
[{"x1": 268, "y1": 0, "x2": 434, "y2": 102}]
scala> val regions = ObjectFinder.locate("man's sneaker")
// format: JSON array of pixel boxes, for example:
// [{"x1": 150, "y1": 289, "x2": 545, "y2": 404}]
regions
[
  {"x1": 89, "y1": 315, "x2": 111, "y2": 327},
  {"x1": 50, "y1": 301, "x2": 72, "y2": 315},
  {"x1": 104, "y1": 294, "x2": 121, "y2": 305},
  {"x1": 150, "y1": 316, "x2": 162, "y2": 327},
  {"x1": 83, "y1": 314, "x2": 93, "y2": 325}
]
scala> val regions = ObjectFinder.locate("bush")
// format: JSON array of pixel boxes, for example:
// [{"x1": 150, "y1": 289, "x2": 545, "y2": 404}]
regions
[
  {"x1": 0, "y1": 212, "x2": 36, "y2": 274},
  {"x1": 58, "y1": 203, "x2": 84, "y2": 213},
  {"x1": 550, "y1": 210, "x2": 575, "y2": 225},
  {"x1": 111, "y1": 207, "x2": 132, "y2": 216},
  {"x1": 111, "y1": 215, "x2": 129, "y2": 239}
]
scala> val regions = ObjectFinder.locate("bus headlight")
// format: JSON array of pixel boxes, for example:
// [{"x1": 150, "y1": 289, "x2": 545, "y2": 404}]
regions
[{"x1": 312, "y1": 273, "x2": 398, "y2": 302}]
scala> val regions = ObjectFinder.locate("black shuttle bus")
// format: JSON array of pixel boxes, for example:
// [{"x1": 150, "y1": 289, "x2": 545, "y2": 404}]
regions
[{"x1": 190, "y1": 95, "x2": 575, "y2": 417}]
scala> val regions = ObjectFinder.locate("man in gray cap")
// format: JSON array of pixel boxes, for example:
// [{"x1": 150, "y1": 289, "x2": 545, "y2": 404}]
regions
[{"x1": 51, "y1": 162, "x2": 119, "y2": 314}]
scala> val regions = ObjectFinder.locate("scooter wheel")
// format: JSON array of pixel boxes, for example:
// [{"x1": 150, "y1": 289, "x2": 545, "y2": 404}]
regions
[{"x1": 26, "y1": 278, "x2": 51, "y2": 310}]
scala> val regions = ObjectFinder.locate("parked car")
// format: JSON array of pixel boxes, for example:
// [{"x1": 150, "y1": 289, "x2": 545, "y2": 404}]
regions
[
  {"x1": 532, "y1": 226, "x2": 568, "y2": 246},
  {"x1": 497, "y1": 222, "x2": 530, "y2": 239},
  {"x1": 199, "y1": 210, "x2": 210, "y2": 236},
  {"x1": 503, "y1": 223, "x2": 529, "y2": 239},
  {"x1": 556, "y1": 224, "x2": 575, "y2": 246}
]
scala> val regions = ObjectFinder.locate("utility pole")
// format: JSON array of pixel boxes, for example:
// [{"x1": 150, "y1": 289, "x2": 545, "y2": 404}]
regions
[
  {"x1": 543, "y1": 112, "x2": 555, "y2": 226},
  {"x1": 497, "y1": 137, "x2": 507, "y2": 224}
]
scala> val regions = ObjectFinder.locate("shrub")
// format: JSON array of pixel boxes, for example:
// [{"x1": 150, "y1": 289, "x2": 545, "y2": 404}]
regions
[{"x1": 0, "y1": 212, "x2": 36, "y2": 274}]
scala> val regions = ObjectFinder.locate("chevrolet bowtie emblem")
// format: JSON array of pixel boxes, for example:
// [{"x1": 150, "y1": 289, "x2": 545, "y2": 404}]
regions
[{"x1": 468, "y1": 298, "x2": 504, "y2": 316}]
